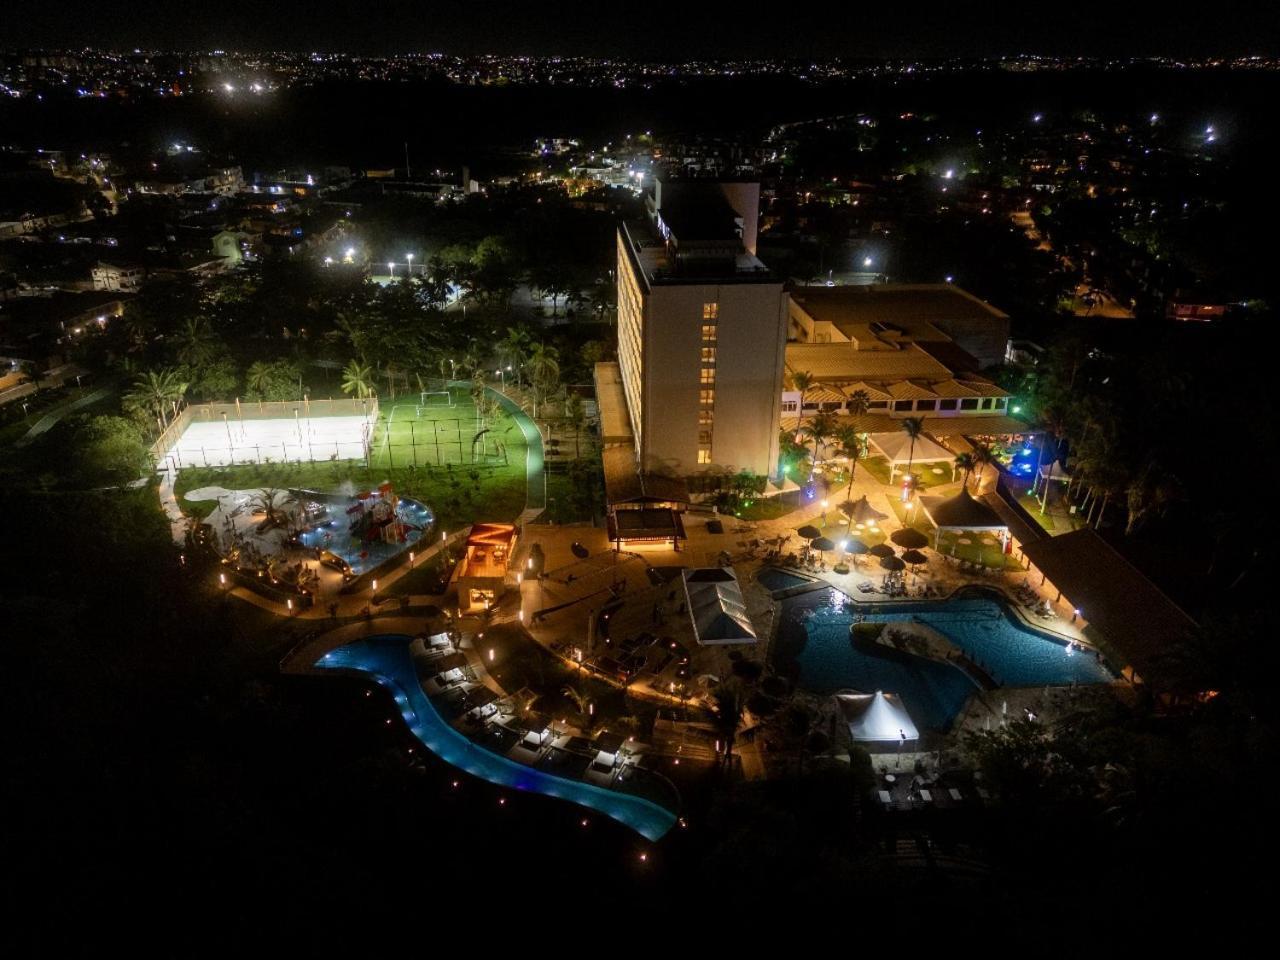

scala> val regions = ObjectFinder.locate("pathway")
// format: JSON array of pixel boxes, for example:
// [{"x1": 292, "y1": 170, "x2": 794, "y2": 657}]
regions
[{"x1": 14, "y1": 381, "x2": 118, "y2": 447}]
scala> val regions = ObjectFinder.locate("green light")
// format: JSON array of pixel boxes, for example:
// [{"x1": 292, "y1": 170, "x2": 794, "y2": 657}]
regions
[{"x1": 1012, "y1": 405, "x2": 1022, "y2": 414}]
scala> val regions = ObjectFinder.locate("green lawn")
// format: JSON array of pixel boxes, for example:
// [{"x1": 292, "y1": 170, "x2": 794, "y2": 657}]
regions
[
  {"x1": 175, "y1": 396, "x2": 531, "y2": 533},
  {"x1": 860, "y1": 455, "x2": 952, "y2": 491}
]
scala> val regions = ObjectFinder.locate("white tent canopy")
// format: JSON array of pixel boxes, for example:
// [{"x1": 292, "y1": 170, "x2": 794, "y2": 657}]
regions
[
  {"x1": 866, "y1": 431, "x2": 956, "y2": 481},
  {"x1": 836, "y1": 691, "x2": 920, "y2": 744},
  {"x1": 682, "y1": 568, "x2": 757, "y2": 645}
]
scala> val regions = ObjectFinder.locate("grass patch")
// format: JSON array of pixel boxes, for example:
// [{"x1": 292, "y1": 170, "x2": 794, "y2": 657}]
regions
[
  {"x1": 860, "y1": 455, "x2": 950, "y2": 492},
  {"x1": 174, "y1": 457, "x2": 526, "y2": 533},
  {"x1": 171, "y1": 399, "x2": 531, "y2": 532}
]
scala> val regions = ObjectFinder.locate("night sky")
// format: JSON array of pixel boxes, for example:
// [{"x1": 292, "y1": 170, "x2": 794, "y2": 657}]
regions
[{"x1": 5, "y1": 0, "x2": 1280, "y2": 58}]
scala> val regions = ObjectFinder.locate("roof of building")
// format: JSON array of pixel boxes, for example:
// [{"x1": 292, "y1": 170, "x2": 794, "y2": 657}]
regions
[
  {"x1": 921, "y1": 487, "x2": 1007, "y2": 530},
  {"x1": 915, "y1": 339, "x2": 987, "y2": 375},
  {"x1": 592, "y1": 362, "x2": 633, "y2": 445},
  {"x1": 789, "y1": 283, "x2": 1007, "y2": 330},
  {"x1": 781, "y1": 411, "x2": 1033, "y2": 438},
  {"x1": 602, "y1": 444, "x2": 690, "y2": 506},
  {"x1": 1020, "y1": 529, "x2": 1197, "y2": 688},
  {"x1": 980, "y1": 490, "x2": 1048, "y2": 549},
  {"x1": 682, "y1": 568, "x2": 757, "y2": 645},
  {"x1": 785, "y1": 341, "x2": 954, "y2": 382}
]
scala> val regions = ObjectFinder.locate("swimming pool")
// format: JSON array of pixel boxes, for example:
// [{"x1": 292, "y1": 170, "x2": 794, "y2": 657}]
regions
[
  {"x1": 756, "y1": 567, "x2": 815, "y2": 593},
  {"x1": 315, "y1": 635, "x2": 677, "y2": 841},
  {"x1": 772, "y1": 588, "x2": 1113, "y2": 732}
]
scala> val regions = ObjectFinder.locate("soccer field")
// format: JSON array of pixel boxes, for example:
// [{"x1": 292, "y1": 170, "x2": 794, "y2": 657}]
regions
[{"x1": 367, "y1": 393, "x2": 526, "y2": 468}]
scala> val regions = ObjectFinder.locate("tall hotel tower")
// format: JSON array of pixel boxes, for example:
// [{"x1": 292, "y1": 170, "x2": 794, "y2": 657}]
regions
[{"x1": 615, "y1": 175, "x2": 787, "y2": 479}]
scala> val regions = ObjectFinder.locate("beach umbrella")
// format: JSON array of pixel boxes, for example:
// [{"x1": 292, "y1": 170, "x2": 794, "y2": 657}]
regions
[
  {"x1": 901, "y1": 549, "x2": 928, "y2": 567},
  {"x1": 890, "y1": 527, "x2": 929, "y2": 550},
  {"x1": 812, "y1": 536, "x2": 836, "y2": 562},
  {"x1": 843, "y1": 539, "x2": 869, "y2": 555},
  {"x1": 868, "y1": 543, "x2": 896, "y2": 559},
  {"x1": 879, "y1": 555, "x2": 906, "y2": 572},
  {"x1": 797, "y1": 524, "x2": 822, "y2": 540}
]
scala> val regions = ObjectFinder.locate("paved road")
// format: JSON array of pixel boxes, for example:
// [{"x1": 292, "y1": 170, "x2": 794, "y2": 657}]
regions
[{"x1": 15, "y1": 382, "x2": 118, "y2": 447}]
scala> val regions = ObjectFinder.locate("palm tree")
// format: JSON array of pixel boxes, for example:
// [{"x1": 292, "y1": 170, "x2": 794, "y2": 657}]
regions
[
  {"x1": 833, "y1": 424, "x2": 866, "y2": 504},
  {"x1": 249, "y1": 487, "x2": 297, "y2": 529},
  {"x1": 340, "y1": 359, "x2": 375, "y2": 399},
  {"x1": 561, "y1": 683, "x2": 591, "y2": 727},
  {"x1": 970, "y1": 441, "x2": 993, "y2": 492},
  {"x1": 174, "y1": 317, "x2": 218, "y2": 369},
  {"x1": 245, "y1": 361, "x2": 273, "y2": 397},
  {"x1": 564, "y1": 392, "x2": 587, "y2": 458},
  {"x1": 900, "y1": 416, "x2": 926, "y2": 484},
  {"x1": 800, "y1": 411, "x2": 838, "y2": 479},
  {"x1": 954, "y1": 451, "x2": 977, "y2": 490},
  {"x1": 497, "y1": 327, "x2": 531, "y2": 387},
  {"x1": 519, "y1": 342, "x2": 559, "y2": 418},
  {"x1": 123, "y1": 368, "x2": 188, "y2": 429},
  {"x1": 710, "y1": 681, "x2": 743, "y2": 771},
  {"x1": 790, "y1": 370, "x2": 814, "y2": 432},
  {"x1": 846, "y1": 388, "x2": 870, "y2": 424},
  {"x1": 526, "y1": 341, "x2": 560, "y2": 389}
]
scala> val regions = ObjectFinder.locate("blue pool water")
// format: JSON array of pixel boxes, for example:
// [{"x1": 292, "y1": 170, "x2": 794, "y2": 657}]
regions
[
  {"x1": 773, "y1": 588, "x2": 1112, "y2": 732},
  {"x1": 315, "y1": 635, "x2": 677, "y2": 841},
  {"x1": 756, "y1": 567, "x2": 814, "y2": 593}
]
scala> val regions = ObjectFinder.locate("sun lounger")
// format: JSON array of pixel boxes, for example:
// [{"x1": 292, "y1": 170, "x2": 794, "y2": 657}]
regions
[
  {"x1": 917, "y1": 789, "x2": 932, "y2": 803},
  {"x1": 949, "y1": 788, "x2": 963, "y2": 802},
  {"x1": 878, "y1": 790, "x2": 893, "y2": 805}
]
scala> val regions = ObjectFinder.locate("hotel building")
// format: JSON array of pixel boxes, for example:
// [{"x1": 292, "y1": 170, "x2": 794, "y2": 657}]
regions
[{"x1": 614, "y1": 175, "x2": 788, "y2": 479}]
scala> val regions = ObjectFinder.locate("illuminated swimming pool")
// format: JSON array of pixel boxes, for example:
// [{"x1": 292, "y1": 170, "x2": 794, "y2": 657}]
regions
[
  {"x1": 772, "y1": 588, "x2": 1113, "y2": 732},
  {"x1": 315, "y1": 635, "x2": 677, "y2": 841}
]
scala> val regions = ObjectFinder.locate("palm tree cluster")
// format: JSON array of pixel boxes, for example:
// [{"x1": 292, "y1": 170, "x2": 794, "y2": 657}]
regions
[{"x1": 1009, "y1": 337, "x2": 1188, "y2": 536}]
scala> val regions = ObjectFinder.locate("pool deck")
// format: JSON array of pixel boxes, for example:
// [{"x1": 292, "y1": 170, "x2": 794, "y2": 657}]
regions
[{"x1": 281, "y1": 620, "x2": 679, "y2": 840}]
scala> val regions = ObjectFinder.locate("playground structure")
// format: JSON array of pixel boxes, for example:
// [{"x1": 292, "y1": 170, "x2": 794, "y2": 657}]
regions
[{"x1": 295, "y1": 482, "x2": 434, "y2": 578}]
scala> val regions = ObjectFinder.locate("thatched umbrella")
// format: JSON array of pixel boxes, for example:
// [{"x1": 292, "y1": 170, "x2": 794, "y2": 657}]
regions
[
  {"x1": 868, "y1": 543, "x2": 896, "y2": 560},
  {"x1": 890, "y1": 527, "x2": 929, "y2": 550},
  {"x1": 797, "y1": 524, "x2": 823, "y2": 541},
  {"x1": 879, "y1": 555, "x2": 906, "y2": 572},
  {"x1": 843, "y1": 539, "x2": 870, "y2": 555},
  {"x1": 812, "y1": 536, "x2": 836, "y2": 563},
  {"x1": 901, "y1": 549, "x2": 928, "y2": 582}
]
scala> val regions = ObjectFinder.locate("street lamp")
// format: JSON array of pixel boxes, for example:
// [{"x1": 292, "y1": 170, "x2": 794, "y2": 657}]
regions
[{"x1": 388, "y1": 261, "x2": 395, "y2": 278}]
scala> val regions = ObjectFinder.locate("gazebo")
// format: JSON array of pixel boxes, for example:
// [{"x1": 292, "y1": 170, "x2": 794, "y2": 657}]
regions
[
  {"x1": 919, "y1": 487, "x2": 1008, "y2": 550},
  {"x1": 835, "y1": 691, "x2": 919, "y2": 746},
  {"x1": 866, "y1": 431, "x2": 957, "y2": 483}
]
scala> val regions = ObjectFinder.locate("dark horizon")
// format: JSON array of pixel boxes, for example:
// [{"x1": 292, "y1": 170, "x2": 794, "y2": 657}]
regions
[{"x1": 6, "y1": 1, "x2": 1280, "y2": 60}]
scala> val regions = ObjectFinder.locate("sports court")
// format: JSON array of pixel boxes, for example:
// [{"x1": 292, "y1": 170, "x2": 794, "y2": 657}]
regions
[{"x1": 162, "y1": 413, "x2": 375, "y2": 469}]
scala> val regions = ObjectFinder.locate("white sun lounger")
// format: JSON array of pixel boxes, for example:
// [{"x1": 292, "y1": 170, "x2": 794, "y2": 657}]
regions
[
  {"x1": 918, "y1": 789, "x2": 932, "y2": 803},
  {"x1": 878, "y1": 790, "x2": 892, "y2": 805},
  {"x1": 949, "y1": 788, "x2": 963, "y2": 802}
]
